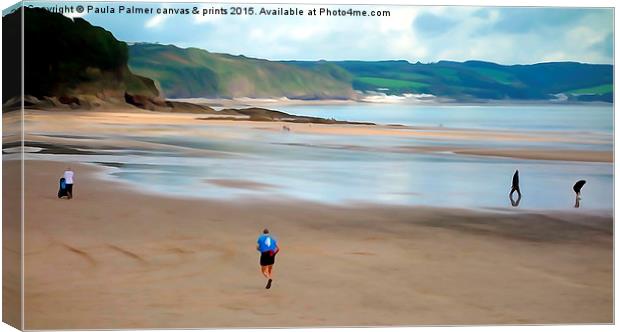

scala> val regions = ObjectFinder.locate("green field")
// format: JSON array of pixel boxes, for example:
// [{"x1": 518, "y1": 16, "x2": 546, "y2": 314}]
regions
[
  {"x1": 566, "y1": 84, "x2": 613, "y2": 95},
  {"x1": 472, "y1": 68, "x2": 516, "y2": 85},
  {"x1": 355, "y1": 76, "x2": 429, "y2": 90}
]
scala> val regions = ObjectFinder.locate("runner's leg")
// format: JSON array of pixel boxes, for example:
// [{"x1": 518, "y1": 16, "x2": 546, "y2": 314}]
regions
[{"x1": 267, "y1": 265, "x2": 273, "y2": 278}]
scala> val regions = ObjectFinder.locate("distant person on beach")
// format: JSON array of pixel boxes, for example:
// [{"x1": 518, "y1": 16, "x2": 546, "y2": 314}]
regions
[
  {"x1": 510, "y1": 170, "x2": 521, "y2": 196},
  {"x1": 63, "y1": 167, "x2": 75, "y2": 199},
  {"x1": 509, "y1": 170, "x2": 522, "y2": 207},
  {"x1": 510, "y1": 170, "x2": 521, "y2": 195},
  {"x1": 257, "y1": 228, "x2": 279, "y2": 289},
  {"x1": 573, "y1": 180, "x2": 586, "y2": 208}
]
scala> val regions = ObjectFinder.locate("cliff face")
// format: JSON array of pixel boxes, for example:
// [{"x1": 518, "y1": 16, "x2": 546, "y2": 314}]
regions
[{"x1": 3, "y1": 7, "x2": 159, "y2": 104}]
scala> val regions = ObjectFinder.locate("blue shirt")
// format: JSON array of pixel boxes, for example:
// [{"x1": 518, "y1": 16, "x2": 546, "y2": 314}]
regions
[{"x1": 257, "y1": 234, "x2": 277, "y2": 253}]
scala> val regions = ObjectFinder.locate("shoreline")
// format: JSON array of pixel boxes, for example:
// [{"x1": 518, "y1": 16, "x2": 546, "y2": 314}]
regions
[
  {"x1": 83, "y1": 157, "x2": 615, "y2": 213},
  {"x1": 60, "y1": 160, "x2": 617, "y2": 214},
  {"x1": 10, "y1": 109, "x2": 613, "y2": 163},
  {"x1": 41, "y1": 159, "x2": 617, "y2": 223},
  {"x1": 170, "y1": 97, "x2": 614, "y2": 109},
  {"x1": 17, "y1": 159, "x2": 613, "y2": 328}
]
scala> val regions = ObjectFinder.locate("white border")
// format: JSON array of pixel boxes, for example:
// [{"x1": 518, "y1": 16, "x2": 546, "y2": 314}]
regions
[{"x1": 0, "y1": 1, "x2": 616, "y2": 332}]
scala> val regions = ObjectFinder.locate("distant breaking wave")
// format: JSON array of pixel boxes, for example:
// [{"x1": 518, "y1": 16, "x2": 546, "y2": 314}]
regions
[{"x1": 360, "y1": 92, "x2": 437, "y2": 103}]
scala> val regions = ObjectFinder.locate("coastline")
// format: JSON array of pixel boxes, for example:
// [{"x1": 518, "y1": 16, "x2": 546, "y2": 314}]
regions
[
  {"x1": 14, "y1": 108, "x2": 613, "y2": 163},
  {"x1": 171, "y1": 96, "x2": 614, "y2": 109},
  {"x1": 19, "y1": 159, "x2": 613, "y2": 328}
]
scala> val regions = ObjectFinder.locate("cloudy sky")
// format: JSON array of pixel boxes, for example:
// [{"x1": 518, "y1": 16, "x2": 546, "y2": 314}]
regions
[{"x1": 31, "y1": 2, "x2": 613, "y2": 64}]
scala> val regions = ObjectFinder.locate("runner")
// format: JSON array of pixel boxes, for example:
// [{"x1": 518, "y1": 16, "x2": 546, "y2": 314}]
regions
[{"x1": 256, "y1": 228, "x2": 279, "y2": 289}]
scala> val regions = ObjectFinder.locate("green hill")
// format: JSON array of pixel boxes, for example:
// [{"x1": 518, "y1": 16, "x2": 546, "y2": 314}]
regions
[
  {"x1": 2, "y1": 7, "x2": 158, "y2": 103},
  {"x1": 129, "y1": 41, "x2": 612, "y2": 102},
  {"x1": 128, "y1": 43, "x2": 355, "y2": 99},
  {"x1": 287, "y1": 60, "x2": 613, "y2": 102}
]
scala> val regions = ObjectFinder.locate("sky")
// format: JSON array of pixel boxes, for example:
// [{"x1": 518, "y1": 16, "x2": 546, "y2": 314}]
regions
[{"x1": 27, "y1": 2, "x2": 614, "y2": 65}]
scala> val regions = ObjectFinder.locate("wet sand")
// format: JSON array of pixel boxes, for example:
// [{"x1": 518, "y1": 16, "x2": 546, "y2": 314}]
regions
[
  {"x1": 171, "y1": 97, "x2": 359, "y2": 108},
  {"x1": 394, "y1": 146, "x2": 612, "y2": 163},
  {"x1": 13, "y1": 109, "x2": 613, "y2": 163},
  {"x1": 205, "y1": 179, "x2": 281, "y2": 190},
  {"x1": 18, "y1": 160, "x2": 612, "y2": 329}
]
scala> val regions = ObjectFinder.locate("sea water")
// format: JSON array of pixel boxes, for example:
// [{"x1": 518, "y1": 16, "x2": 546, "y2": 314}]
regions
[
  {"x1": 278, "y1": 103, "x2": 613, "y2": 133},
  {"x1": 26, "y1": 103, "x2": 613, "y2": 211}
]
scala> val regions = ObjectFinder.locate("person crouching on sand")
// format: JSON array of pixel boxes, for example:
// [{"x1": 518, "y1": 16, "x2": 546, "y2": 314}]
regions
[
  {"x1": 573, "y1": 179, "x2": 586, "y2": 208},
  {"x1": 63, "y1": 167, "x2": 75, "y2": 199},
  {"x1": 257, "y1": 228, "x2": 279, "y2": 289}
]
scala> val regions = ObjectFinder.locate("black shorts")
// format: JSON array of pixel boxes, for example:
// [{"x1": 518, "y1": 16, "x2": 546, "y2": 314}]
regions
[
  {"x1": 66, "y1": 184, "x2": 73, "y2": 195},
  {"x1": 260, "y1": 251, "x2": 276, "y2": 266}
]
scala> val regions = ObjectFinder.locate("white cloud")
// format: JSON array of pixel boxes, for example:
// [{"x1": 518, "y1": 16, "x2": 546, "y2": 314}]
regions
[
  {"x1": 377, "y1": 7, "x2": 418, "y2": 33},
  {"x1": 145, "y1": 14, "x2": 168, "y2": 28},
  {"x1": 84, "y1": 4, "x2": 613, "y2": 64},
  {"x1": 144, "y1": 4, "x2": 173, "y2": 28},
  {"x1": 405, "y1": 7, "x2": 612, "y2": 64},
  {"x1": 542, "y1": 51, "x2": 568, "y2": 62}
]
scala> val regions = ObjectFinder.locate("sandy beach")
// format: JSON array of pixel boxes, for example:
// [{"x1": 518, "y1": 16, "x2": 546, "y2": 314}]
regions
[
  {"x1": 2, "y1": 108, "x2": 611, "y2": 328},
  {"x1": 17, "y1": 159, "x2": 612, "y2": 329}
]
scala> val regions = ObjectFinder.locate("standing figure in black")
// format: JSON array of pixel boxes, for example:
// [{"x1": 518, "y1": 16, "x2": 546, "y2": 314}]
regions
[
  {"x1": 573, "y1": 180, "x2": 586, "y2": 208},
  {"x1": 509, "y1": 169, "x2": 522, "y2": 207}
]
